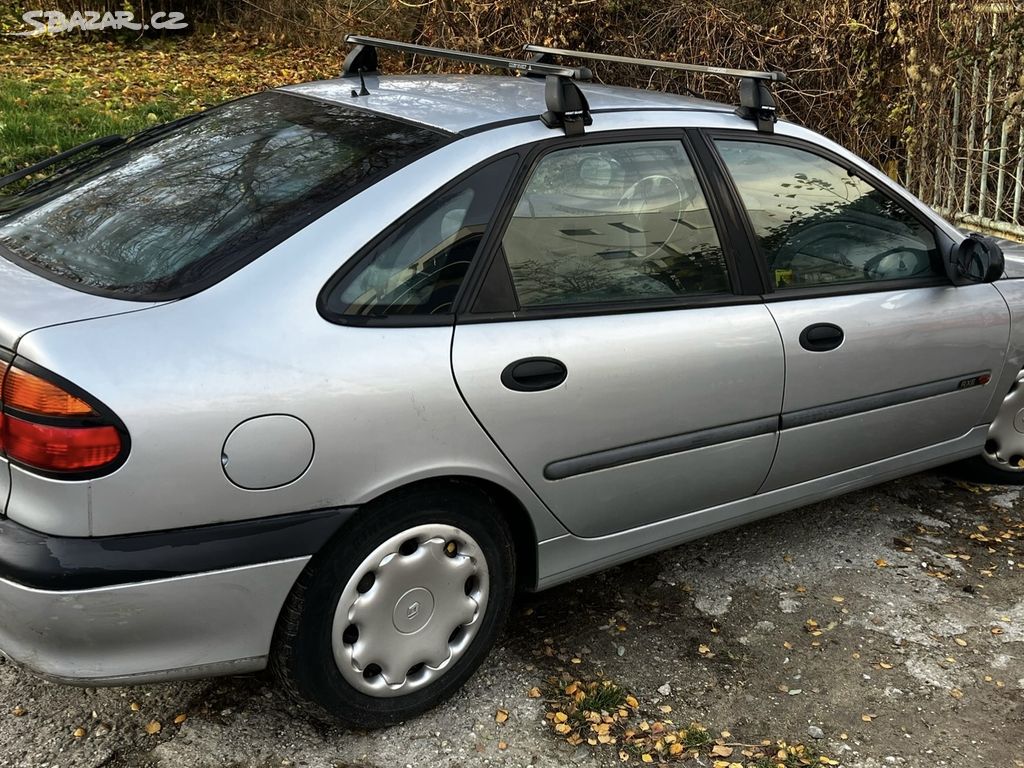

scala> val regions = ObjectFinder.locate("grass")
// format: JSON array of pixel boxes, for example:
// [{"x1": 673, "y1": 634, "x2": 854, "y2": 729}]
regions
[
  {"x1": 0, "y1": 33, "x2": 339, "y2": 181},
  {"x1": 0, "y1": 77, "x2": 191, "y2": 177}
]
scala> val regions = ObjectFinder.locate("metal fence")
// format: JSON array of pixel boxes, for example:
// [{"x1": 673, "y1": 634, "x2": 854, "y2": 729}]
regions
[{"x1": 905, "y1": 3, "x2": 1024, "y2": 239}]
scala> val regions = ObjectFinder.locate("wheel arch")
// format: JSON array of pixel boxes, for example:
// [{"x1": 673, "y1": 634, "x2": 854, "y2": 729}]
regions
[{"x1": 327, "y1": 475, "x2": 542, "y2": 592}]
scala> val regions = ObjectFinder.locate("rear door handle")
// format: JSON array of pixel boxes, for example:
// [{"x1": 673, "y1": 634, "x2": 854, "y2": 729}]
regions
[
  {"x1": 501, "y1": 357, "x2": 567, "y2": 392},
  {"x1": 799, "y1": 323, "x2": 844, "y2": 352}
]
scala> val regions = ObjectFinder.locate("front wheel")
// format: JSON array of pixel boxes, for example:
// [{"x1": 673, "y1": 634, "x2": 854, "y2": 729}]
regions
[
  {"x1": 958, "y1": 370, "x2": 1024, "y2": 485},
  {"x1": 271, "y1": 482, "x2": 515, "y2": 728}
]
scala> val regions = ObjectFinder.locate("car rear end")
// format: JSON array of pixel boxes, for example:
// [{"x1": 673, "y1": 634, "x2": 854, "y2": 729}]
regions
[{"x1": 0, "y1": 89, "x2": 451, "y2": 683}]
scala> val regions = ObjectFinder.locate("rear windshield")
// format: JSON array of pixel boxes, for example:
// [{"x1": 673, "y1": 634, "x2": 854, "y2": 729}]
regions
[{"x1": 0, "y1": 91, "x2": 447, "y2": 299}]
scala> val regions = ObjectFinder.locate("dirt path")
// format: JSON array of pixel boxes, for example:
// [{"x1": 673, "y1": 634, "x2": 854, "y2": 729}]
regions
[{"x1": 2, "y1": 470, "x2": 1021, "y2": 767}]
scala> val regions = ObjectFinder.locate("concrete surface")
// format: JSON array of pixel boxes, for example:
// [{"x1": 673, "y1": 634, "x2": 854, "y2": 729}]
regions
[{"x1": 1, "y1": 469, "x2": 1021, "y2": 767}]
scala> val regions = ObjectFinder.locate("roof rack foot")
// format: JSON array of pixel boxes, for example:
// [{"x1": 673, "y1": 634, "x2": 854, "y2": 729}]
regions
[{"x1": 540, "y1": 75, "x2": 593, "y2": 136}]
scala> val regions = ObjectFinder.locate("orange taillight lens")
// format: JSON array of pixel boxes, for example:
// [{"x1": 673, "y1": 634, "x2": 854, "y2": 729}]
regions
[
  {"x1": 2, "y1": 366, "x2": 95, "y2": 417},
  {"x1": 0, "y1": 356, "x2": 125, "y2": 475}
]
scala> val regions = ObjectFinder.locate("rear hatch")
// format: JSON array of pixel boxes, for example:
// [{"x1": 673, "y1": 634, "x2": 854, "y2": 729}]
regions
[{"x1": 0, "y1": 255, "x2": 150, "y2": 350}]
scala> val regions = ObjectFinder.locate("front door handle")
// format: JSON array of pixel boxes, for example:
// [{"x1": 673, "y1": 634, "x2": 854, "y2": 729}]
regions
[
  {"x1": 501, "y1": 357, "x2": 567, "y2": 392},
  {"x1": 799, "y1": 323, "x2": 844, "y2": 352}
]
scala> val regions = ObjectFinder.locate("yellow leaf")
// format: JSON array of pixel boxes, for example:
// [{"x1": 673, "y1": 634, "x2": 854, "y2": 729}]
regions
[
  {"x1": 950, "y1": 688, "x2": 964, "y2": 699},
  {"x1": 641, "y1": 754, "x2": 654, "y2": 763},
  {"x1": 528, "y1": 687, "x2": 542, "y2": 698},
  {"x1": 554, "y1": 712, "x2": 569, "y2": 723},
  {"x1": 145, "y1": 720, "x2": 162, "y2": 734},
  {"x1": 625, "y1": 695, "x2": 639, "y2": 708},
  {"x1": 669, "y1": 743, "x2": 683, "y2": 755},
  {"x1": 879, "y1": 662, "x2": 893, "y2": 669},
  {"x1": 495, "y1": 709, "x2": 509, "y2": 724},
  {"x1": 874, "y1": 558, "x2": 888, "y2": 567},
  {"x1": 72, "y1": 727, "x2": 86, "y2": 738},
  {"x1": 861, "y1": 714, "x2": 875, "y2": 722},
  {"x1": 659, "y1": 705, "x2": 672, "y2": 713},
  {"x1": 11, "y1": 706, "x2": 26, "y2": 717},
  {"x1": 954, "y1": 638, "x2": 968, "y2": 647},
  {"x1": 130, "y1": 702, "x2": 141, "y2": 712},
  {"x1": 698, "y1": 644, "x2": 711, "y2": 655},
  {"x1": 173, "y1": 713, "x2": 187, "y2": 725},
  {"x1": 711, "y1": 744, "x2": 734, "y2": 757},
  {"x1": 565, "y1": 683, "x2": 578, "y2": 695},
  {"x1": 498, "y1": 740, "x2": 508, "y2": 750},
  {"x1": 831, "y1": 596, "x2": 845, "y2": 603},
  {"x1": 554, "y1": 723, "x2": 572, "y2": 734},
  {"x1": 713, "y1": 761, "x2": 732, "y2": 768}
]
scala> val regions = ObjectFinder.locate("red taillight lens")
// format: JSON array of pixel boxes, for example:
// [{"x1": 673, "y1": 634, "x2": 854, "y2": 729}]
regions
[
  {"x1": 3, "y1": 416, "x2": 121, "y2": 471},
  {"x1": 0, "y1": 356, "x2": 125, "y2": 475}
]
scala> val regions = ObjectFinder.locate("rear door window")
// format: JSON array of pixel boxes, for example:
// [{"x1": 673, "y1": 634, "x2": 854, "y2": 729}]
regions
[
  {"x1": 0, "y1": 92, "x2": 447, "y2": 300},
  {"x1": 500, "y1": 140, "x2": 730, "y2": 308}
]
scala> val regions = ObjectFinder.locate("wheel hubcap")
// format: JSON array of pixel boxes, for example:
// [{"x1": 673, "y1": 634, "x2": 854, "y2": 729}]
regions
[
  {"x1": 331, "y1": 523, "x2": 489, "y2": 697},
  {"x1": 983, "y1": 371, "x2": 1024, "y2": 471}
]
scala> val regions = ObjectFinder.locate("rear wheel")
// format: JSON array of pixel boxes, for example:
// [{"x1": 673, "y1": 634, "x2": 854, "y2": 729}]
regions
[
  {"x1": 958, "y1": 370, "x2": 1024, "y2": 484},
  {"x1": 271, "y1": 483, "x2": 515, "y2": 728}
]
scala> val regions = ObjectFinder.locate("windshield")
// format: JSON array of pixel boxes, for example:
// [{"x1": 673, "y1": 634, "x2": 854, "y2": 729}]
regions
[{"x1": 0, "y1": 91, "x2": 447, "y2": 299}]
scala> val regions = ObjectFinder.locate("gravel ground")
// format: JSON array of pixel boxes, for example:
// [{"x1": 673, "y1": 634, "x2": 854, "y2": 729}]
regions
[{"x1": 1, "y1": 469, "x2": 1022, "y2": 768}]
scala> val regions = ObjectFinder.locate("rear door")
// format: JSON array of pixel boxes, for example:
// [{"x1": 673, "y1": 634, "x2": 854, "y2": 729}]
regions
[
  {"x1": 705, "y1": 133, "x2": 1009, "y2": 490},
  {"x1": 451, "y1": 134, "x2": 785, "y2": 538}
]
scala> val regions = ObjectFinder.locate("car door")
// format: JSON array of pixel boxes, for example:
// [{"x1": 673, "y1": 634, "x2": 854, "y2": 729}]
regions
[
  {"x1": 706, "y1": 133, "x2": 1010, "y2": 491},
  {"x1": 451, "y1": 135, "x2": 785, "y2": 538}
]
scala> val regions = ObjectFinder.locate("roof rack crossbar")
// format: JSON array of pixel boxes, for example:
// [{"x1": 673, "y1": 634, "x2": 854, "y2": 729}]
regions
[
  {"x1": 344, "y1": 35, "x2": 592, "y2": 81},
  {"x1": 522, "y1": 44, "x2": 787, "y2": 83}
]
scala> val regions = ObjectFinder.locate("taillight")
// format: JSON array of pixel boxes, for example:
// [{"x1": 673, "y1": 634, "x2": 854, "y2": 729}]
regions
[{"x1": 0, "y1": 356, "x2": 127, "y2": 477}]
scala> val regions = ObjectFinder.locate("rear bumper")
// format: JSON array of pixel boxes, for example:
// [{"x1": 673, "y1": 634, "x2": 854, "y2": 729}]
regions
[{"x1": 0, "y1": 508, "x2": 354, "y2": 683}]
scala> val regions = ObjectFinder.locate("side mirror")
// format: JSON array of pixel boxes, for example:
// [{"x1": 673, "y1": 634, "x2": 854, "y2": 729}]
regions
[{"x1": 950, "y1": 233, "x2": 1004, "y2": 284}]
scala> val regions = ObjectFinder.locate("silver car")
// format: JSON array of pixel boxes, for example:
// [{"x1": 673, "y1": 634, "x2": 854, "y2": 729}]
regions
[{"x1": 0, "y1": 37, "x2": 1021, "y2": 727}]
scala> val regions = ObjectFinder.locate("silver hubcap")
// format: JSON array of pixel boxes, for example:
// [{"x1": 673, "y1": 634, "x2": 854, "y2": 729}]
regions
[
  {"x1": 983, "y1": 370, "x2": 1024, "y2": 471},
  {"x1": 331, "y1": 523, "x2": 489, "y2": 697}
]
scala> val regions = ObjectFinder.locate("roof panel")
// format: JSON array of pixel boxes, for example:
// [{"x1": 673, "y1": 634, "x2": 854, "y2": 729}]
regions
[{"x1": 280, "y1": 74, "x2": 730, "y2": 133}]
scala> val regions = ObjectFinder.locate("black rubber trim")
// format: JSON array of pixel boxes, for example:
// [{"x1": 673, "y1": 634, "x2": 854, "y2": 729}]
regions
[
  {"x1": 544, "y1": 371, "x2": 992, "y2": 480},
  {"x1": 544, "y1": 416, "x2": 778, "y2": 480},
  {"x1": 780, "y1": 371, "x2": 991, "y2": 430},
  {"x1": 0, "y1": 506, "x2": 356, "y2": 590}
]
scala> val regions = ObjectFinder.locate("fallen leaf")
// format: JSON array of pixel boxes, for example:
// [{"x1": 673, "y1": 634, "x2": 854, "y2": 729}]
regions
[
  {"x1": 144, "y1": 720, "x2": 161, "y2": 734},
  {"x1": 875, "y1": 558, "x2": 889, "y2": 567},
  {"x1": 832, "y1": 596, "x2": 845, "y2": 603},
  {"x1": 554, "y1": 712, "x2": 569, "y2": 723},
  {"x1": 11, "y1": 706, "x2": 26, "y2": 717},
  {"x1": 498, "y1": 740, "x2": 508, "y2": 750},
  {"x1": 554, "y1": 723, "x2": 571, "y2": 734},
  {"x1": 173, "y1": 713, "x2": 187, "y2": 725},
  {"x1": 641, "y1": 754, "x2": 653, "y2": 763},
  {"x1": 711, "y1": 744, "x2": 734, "y2": 757},
  {"x1": 130, "y1": 702, "x2": 141, "y2": 712},
  {"x1": 954, "y1": 637, "x2": 968, "y2": 647},
  {"x1": 625, "y1": 695, "x2": 639, "y2": 709},
  {"x1": 950, "y1": 688, "x2": 964, "y2": 699},
  {"x1": 879, "y1": 661, "x2": 893, "y2": 669},
  {"x1": 527, "y1": 687, "x2": 542, "y2": 698},
  {"x1": 495, "y1": 709, "x2": 509, "y2": 724},
  {"x1": 698, "y1": 644, "x2": 711, "y2": 655},
  {"x1": 658, "y1": 705, "x2": 672, "y2": 713},
  {"x1": 72, "y1": 727, "x2": 85, "y2": 738},
  {"x1": 991, "y1": 627, "x2": 1004, "y2": 636},
  {"x1": 861, "y1": 714, "x2": 875, "y2": 722}
]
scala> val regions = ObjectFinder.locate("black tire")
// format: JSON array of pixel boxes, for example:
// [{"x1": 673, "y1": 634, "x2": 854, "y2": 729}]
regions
[
  {"x1": 270, "y1": 481, "x2": 515, "y2": 729},
  {"x1": 948, "y1": 455, "x2": 1024, "y2": 486}
]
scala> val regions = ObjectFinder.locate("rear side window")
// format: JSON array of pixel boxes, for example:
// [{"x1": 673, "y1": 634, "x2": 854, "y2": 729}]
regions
[
  {"x1": 0, "y1": 92, "x2": 446, "y2": 299},
  {"x1": 501, "y1": 140, "x2": 729, "y2": 308},
  {"x1": 715, "y1": 140, "x2": 940, "y2": 289},
  {"x1": 320, "y1": 156, "x2": 517, "y2": 321}
]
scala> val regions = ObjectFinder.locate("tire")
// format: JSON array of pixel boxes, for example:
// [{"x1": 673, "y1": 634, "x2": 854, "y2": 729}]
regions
[
  {"x1": 950, "y1": 455, "x2": 1024, "y2": 485},
  {"x1": 954, "y1": 369, "x2": 1024, "y2": 485},
  {"x1": 270, "y1": 481, "x2": 515, "y2": 729}
]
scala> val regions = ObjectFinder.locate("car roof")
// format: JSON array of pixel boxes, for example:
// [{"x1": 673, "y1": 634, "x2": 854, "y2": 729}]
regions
[{"x1": 280, "y1": 74, "x2": 733, "y2": 134}]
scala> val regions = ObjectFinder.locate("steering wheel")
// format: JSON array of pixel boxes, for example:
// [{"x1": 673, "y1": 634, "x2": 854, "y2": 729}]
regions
[
  {"x1": 615, "y1": 174, "x2": 685, "y2": 260},
  {"x1": 862, "y1": 246, "x2": 930, "y2": 281}
]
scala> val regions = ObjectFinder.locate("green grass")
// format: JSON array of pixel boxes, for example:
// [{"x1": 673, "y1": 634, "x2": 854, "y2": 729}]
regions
[{"x1": 0, "y1": 77, "x2": 194, "y2": 182}]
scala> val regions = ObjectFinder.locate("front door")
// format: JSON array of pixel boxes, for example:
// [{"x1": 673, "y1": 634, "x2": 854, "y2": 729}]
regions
[
  {"x1": 708, "y1": 135, "x2": 1010, "y2": 490},
  {"x1": 452, "y1": 137, "x2": 785, "y2": 538}
]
